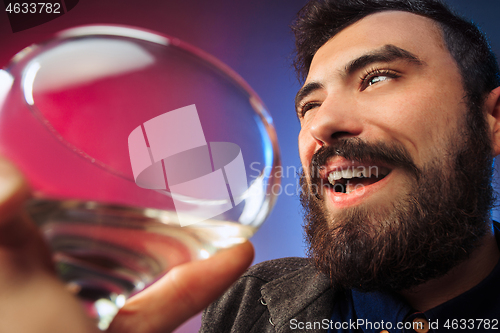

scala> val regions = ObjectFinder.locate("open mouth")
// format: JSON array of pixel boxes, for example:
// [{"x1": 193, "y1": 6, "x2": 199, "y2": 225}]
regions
[{"x1": 325, "y1": 165, "x2": 391, "y2": 194}]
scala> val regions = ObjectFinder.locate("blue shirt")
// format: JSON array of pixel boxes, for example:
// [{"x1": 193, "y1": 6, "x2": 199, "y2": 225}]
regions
[{"x1": 328, "y1": 223, "x2": 500, "y2": 333}]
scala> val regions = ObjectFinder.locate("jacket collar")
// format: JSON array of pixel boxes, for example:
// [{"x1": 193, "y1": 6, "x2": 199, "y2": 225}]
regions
[{"x1": 260, "y1": 263, "x2": 334, "y2": 332}]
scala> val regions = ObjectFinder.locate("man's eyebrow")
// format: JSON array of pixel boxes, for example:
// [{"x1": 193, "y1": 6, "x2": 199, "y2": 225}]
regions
[
  {"x1": 344, "y1": 44, "x2": 425, "y2": 77},
  {"x1": 295, "y1": 81, "x2": 324, "y2": 115}
]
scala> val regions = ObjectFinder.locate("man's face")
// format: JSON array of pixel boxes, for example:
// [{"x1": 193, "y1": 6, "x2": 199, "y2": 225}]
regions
[
  {"x1": 297, "y1": 11, "x2": 467, "y2": 212},
  {"x1": 296, "y1": 11, "x2": 494, "y2": 291}
]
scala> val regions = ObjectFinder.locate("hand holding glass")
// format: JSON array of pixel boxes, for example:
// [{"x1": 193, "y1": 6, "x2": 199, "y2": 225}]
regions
[{"x1": 0, "y1": 26, "x2": 280, "y2": 330}]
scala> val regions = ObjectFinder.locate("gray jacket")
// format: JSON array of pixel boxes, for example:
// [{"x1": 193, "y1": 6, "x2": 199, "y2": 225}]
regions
[{"x1": 200, "y1": 257, "x2": 336, "y2": 333}]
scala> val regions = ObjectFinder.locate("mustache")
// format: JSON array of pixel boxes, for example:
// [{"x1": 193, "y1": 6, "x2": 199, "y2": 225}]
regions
[{"x1": 309, "y1": 138, "x2": 420, "y2": 181}]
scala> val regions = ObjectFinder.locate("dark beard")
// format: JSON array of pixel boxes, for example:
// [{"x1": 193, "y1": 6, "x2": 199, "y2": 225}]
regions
[{"x1": 301, "y1": 110, "x2": 495, "y2": 292}]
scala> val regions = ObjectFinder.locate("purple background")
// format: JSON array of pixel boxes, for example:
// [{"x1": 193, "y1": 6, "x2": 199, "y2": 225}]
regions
[{"x1": 1, "y1": 0, "x2": 500, "y2": 331}]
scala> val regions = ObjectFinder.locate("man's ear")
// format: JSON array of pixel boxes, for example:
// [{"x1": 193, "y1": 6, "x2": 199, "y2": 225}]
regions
[{"x1": 484, "y1": 86, "x2": 500, "y2": 157}]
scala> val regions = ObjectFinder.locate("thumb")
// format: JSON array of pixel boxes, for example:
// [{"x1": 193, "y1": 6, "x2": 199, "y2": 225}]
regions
[{"x1": 108, "y1": 240, "x2": 254, "y2": 333}]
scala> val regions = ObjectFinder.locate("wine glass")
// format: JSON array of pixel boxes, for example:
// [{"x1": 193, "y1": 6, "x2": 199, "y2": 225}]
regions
[{"x1": 0, "y1": 25, "x2": 280, "y2": 330}]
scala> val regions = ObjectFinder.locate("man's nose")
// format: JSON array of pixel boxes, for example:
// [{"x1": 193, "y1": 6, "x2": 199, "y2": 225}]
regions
[{"x1": 308, "y1": 97, "x2": 363, "y2": 146}]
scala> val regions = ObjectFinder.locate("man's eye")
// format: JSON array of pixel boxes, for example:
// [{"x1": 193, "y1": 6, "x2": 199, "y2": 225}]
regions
[
  {"x1": 360, "y1": 69, "x2": 400, "y2": 90},
  {"x1": 299, "y1": 102, "x2": 321, "y2": 117},
  {"x1": 368, "y1": 75, "x2": 390, "y2": 86}
]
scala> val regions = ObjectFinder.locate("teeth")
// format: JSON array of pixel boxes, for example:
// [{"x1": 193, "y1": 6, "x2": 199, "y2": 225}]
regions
[
  {"x1": 341, "y1": 168, "x2": 354, "y2": 179},
  {"x1": 327, "y1": 166, "x2": 391, "y2": 186},
  {"x1": 353, "y1": 168, "x2": 364, "y2": 178},
  {"x1": 329, "y1": 171, "x2": 343, "y2": 181}
]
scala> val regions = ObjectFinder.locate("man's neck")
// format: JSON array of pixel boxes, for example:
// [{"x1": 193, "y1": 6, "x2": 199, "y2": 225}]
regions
[{"x1": 399, "y1": 225, "x2": 500, "y2": 312}]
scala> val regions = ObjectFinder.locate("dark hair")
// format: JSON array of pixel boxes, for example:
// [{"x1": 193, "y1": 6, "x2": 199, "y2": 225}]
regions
[{"x1": 292, "y1": 0, "x2": 500, "y2": 108}]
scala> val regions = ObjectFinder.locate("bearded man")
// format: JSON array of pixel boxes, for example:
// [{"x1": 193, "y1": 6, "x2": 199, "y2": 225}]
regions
[
  {"x1": 1, "y1": 0, "x2": 500, "y2": 332},
  {"x1": 200, "y1": 0, "x2": 500, "y2": 332}
]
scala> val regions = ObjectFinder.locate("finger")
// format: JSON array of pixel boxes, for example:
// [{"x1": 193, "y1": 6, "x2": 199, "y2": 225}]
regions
[
  {"x1": 0, "y1": 156, "x2": 53, "y2": 275},
  {"x1": 108, "y1": 240, "x2": 254, "y2": 333},
  {"x1": 0, "y1": 155, "x2": 30, "y2": 233}
]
